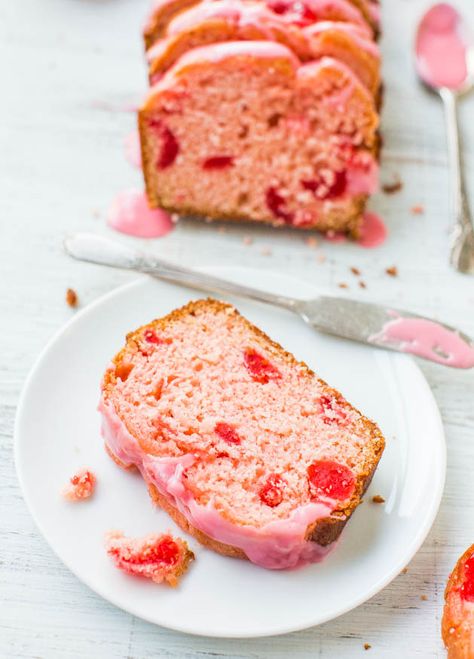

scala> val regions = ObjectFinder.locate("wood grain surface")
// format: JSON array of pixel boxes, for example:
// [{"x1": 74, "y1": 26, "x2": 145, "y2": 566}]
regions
[{"x1": 1, "y1": 0, "x2": 474, "y2": 656}]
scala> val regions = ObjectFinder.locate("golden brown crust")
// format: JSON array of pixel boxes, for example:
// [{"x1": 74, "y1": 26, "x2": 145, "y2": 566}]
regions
[{"x1": 103, "y1": 298, "x2": 385, "y2": 561}]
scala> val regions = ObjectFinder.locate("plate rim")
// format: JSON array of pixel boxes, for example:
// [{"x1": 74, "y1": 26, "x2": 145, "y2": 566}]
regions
[{"x1": 14, "y1": 268, "x2": 447, "y2": 638}]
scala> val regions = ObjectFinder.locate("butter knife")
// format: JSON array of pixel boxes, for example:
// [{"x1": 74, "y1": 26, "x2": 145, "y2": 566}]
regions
[{"x1": 64, "y1": 233, "x2": 474, "y2": 369}]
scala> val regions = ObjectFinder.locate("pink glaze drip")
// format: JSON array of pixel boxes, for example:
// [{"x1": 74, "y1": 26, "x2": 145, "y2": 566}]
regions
[
  {"x1": 357, "y1": 211, "x2": 387, "y2": 247},
  {"x1": 107, "y1": 189, "x2": 174, "y2": 239},
  {"x1": 370, "y1": 316, "x2": 474, "y2": 368},
  {"x1": 305, "y1": 21, "x2": 380, "y2": 58},
  {"x1": 416, "y1": 3, "x2": 469, "y2": 90},
  {"x1": 169, "y1": 39, "x2": 300, "y2": 69},
  {"x1": 124, "y1": 130, "x2": 142, "y2": 170},
  {"x1": 99, "y1": 397, "x2": 336, "y2": 569}
]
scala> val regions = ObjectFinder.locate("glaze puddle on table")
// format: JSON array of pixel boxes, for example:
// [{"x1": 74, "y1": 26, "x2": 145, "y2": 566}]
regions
[{"x1": 107, "y1": 189, "x2": 174, "y2": 238}]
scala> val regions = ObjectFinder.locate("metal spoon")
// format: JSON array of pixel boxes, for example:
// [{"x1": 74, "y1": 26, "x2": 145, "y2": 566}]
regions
[{"x1": 415, "y1": 3, "x2": 474, "y2": 274}]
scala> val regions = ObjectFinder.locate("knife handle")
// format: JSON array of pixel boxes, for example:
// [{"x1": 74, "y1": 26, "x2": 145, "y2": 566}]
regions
[{"x1": 64, "y1": 233, "x2": 298, "y2": 312}]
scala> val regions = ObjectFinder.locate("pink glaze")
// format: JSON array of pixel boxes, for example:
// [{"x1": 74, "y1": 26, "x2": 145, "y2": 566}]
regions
[
  {"x1": 370, "y1": 316, "x2": 474, "y2": 368},
  {"x1": 99, "y1": 397, "x2": 335, "y2": 569},
  {"x1": 107, "y1": 189, "x2": 174, "y2": 238},
  {"x1": 305, "y1": 21, "x2": 380, "y2": 58},
  {"x1": 357, "y1": 211, "x2": 387, "y2": 247},
  {"x1": 124, "y1": 130, "x2": 142, "y2": 170},
  {"x1": 169, "y1": 39, "x2": 301, "y2": 69},
  {"x1": 416, "y1": 3, "x2": 470, "y2": 90}
]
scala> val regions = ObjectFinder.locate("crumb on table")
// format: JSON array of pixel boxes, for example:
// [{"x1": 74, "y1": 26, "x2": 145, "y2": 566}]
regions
[
  {"x1": 382, "y1": 178, "x2": 403, "y2": 194},
  {"x1": 372, "y1": 494, "x2": 385, "y2": 504},
  {"x1": 411, "y1": 205, "x2": 424, "y2": 215},
  {"x1": 350, "y1": 266, "x2": 361, "y2": 276},
  {"x1": 364, "y1": 643, "x2": 372, "y2": 650},
  {"x1": 305, "y1": 236, "x2": 319, "y2": 249},
  {"x1": 338, "y1": 282, "x2": 348, "y2": 289},
  {"x1": 385, "y1": 266, "x2": 398, "y2": 277},
  {"x1": 66, "y1": 288, "x2": 78, "y2": 307},
  {"x1": 359, "y1": 281, "x2": 367, "y2": 289}
]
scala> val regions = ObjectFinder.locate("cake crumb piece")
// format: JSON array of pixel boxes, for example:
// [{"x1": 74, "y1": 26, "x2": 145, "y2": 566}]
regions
[
  {"x1": 338, "y1": 282, "x2": 348, "y2": 289},
  {"x1": 243, "y1": 236, "x2": 253, "y2": 246},
  {"x1": 260, "y1": 247, "x2": 272, "y2": 256},
  {"x1": 359, "y1": 281, "x2": 367, "y2": 289},
  {"x1": 411, "y1": 205, "x2": 424, "y2": 215},
  {"x1": 305, "y1": 236, "x2": 319, "y2": 249},
  {"x1": 63, "y1": 469, "x2": 96, "y2": 501},
  {"x1": 364, "y1": 643, "x2": 372, "y2": 650},
  {"x1": 385, "y1": 266, "x2": 398, "y2": 277},
  {"x1": 350, "y1": 266, "x2": 361, "y2": 276},
  {"x1": 420, "y1": 594, "x2": 428, "y2": 601},
  {"x1": 382, "y1": 177, "x2": 403, "y2": 194},
  {"x1": 105, "y1": 530, "x2": 194, "y2": 587},
  {"x1": 372, "y1": 494, "x2": 385, "y2": 504},
  {"x1": 66, "y1": 288, "x2": 78, "y2": 307},
  {"x1": 402, "y1": 567, "x2": 409, "y2": 574},
  {"x1": 316, "y1": 253, "x2": 327, "y2": 263}
]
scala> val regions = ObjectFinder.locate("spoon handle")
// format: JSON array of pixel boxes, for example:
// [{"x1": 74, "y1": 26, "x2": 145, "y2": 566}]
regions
[{"x1": 440, "y1": 88, "x2": 474, "y2": 274}]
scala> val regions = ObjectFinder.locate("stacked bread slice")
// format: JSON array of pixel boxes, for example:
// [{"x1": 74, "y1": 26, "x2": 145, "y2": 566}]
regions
[{"x1": 139, "y1": 0, "x2": 381, "y2": 235}]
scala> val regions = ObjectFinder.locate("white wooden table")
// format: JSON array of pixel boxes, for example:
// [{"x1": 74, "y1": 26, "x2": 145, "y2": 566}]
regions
[{"x1": 2, "y1": 0, "x2": 474, "y2": 656}]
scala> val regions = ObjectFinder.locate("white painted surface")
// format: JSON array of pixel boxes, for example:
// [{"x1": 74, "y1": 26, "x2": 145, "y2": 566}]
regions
[{"x1": 1, "y1": 0, "x2": 474, "y2": 656}]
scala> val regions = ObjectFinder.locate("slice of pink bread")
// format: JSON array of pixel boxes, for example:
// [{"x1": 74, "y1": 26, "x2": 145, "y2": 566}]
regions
[
  {"x1": 138, "y1": 41, "x2": 379, "y2": 234},
  {"x1": 99, "y1": 299, "x2": 385, "y2": 569},
  {"x1": 146, "y1": 6, "x2": 380, "y2": 96},
  {"x1": 143, "y1": 0, "x2": 376, "y2": 48}
]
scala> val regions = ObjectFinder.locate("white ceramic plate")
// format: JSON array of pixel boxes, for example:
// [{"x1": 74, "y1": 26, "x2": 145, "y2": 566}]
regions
[{"x1": 15, "y1": 268, "x2": 446, "y2": 638}]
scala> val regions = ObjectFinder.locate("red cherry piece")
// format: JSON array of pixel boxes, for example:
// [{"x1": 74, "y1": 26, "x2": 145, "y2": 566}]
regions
[
  {"x1": 301, "y1": 170, "x2": 347, "y2": 200},
  {"x1": 318, "y1": 394, "x2": 347, "y2": 425},
  {"x1": 148, "y1": 119, "x2": 179, "y2": 169},
  {"x1": 214, "y1": 422, "x2": 242, "y2": 445},
  {"x1": 120, "y1": 537, "x2": 180, "y2": 568},
  {"x1": 144, "y1": 329, "x2": 160, "y2": 343},
  {"x1": 460, "y1": 555, "x2": 474, "y2": 602},
  {"x1": 265, "y1": 187, "x2": 294, "y2": 224},
  {"x1": 202, "y1": 156, "x2": 234, "y2": 170},
  {"x1": 307, "y1": 460, "x2": 355, "y2": 501},
  {"x1": 243, "y1": 348, "x2": 282, "y2": 383},
  {"x1": 267, "y1": 0, "x2": 289, "y2": 14},
  {"x1": 259, "y1": 473, "x2": 286, "y2": 507}
]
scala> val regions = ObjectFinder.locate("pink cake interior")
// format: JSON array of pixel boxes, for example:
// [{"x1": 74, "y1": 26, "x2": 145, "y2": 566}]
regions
[
  {"x1": 102, "y1": 303, "x2": 378, "y2": 529},
  {"x1": 140, "y1": 42, "x2": 378, "y2": 229}
]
